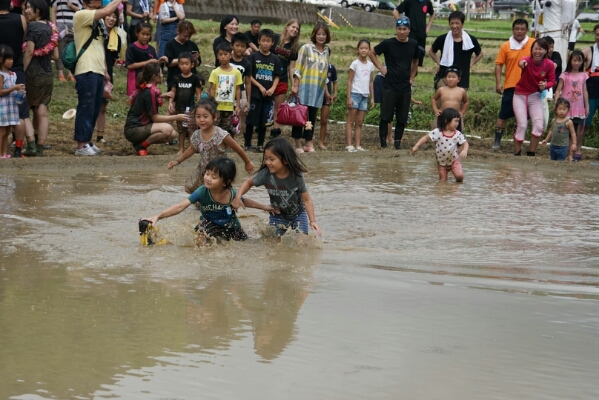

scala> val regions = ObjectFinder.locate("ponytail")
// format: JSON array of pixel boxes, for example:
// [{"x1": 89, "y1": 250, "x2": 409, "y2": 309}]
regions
[{"x1": 136, "y1": 62, "x2": 161, "y2": 90}]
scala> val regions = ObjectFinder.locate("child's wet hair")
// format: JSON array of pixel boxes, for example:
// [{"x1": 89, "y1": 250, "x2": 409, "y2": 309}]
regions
[
  {"x1": 0, "y1": 44, "x2": 14, "y2": 63},
  {"x1": 438, "y1": 107, "x2": 461, "y2": 130},
  {"x1": 178, "y1": 51, "x2": 193, "y2": 64},
  {"x1": 260, "y1": 137, "x2": 308, "y2": 178},
  {"x1": 136, "y1": 62, "x2": 161, "y2": 89},
  {"x1": 136, "y1": 20, "x2": 152, "y2": 35},
  {"x1": 193, "y1": 97, "x2": 218, "y2": 117},
  {"x1": 204, "y1": 157, "x2": 236, "y2": 188},
  {"x1": 565, "y1": 50, "x2": 585, "y2": 73},
  {"x1": 555, "y1": 97, "x2": 571, "y2": 110},
  {"x1": 357, "y1": 39, "x2": 370, "y2": 49}
]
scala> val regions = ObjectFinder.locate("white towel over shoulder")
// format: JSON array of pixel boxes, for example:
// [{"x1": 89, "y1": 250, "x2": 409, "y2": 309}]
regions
[
  {"x1": 509, "y1": 35, "x2": 529, "y2": 50},
  {"x1": 440, "y1": 30, "x2": 475, "y2": 67},
  {"x1": 592, "y1": 43, "x2": 599, "y2": 72}
]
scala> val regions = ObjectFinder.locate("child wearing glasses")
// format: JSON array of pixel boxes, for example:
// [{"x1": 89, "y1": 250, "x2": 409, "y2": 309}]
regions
[{"x1": 431, "y1": 65, "x2": 469, "y2": 132}]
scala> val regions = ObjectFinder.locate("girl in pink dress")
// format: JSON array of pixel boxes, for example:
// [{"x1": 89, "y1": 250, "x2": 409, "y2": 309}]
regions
[{"x1": 555, "y1": 50, "x2": 589, "y2": 161}]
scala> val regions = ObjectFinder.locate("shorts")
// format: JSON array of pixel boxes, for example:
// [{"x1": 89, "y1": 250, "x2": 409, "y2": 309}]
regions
[
  {"x1": 25, "y1": 73, "x2": 53, "y2": 107},
  {"x1": 274, "y1": 81, "x2": 288, "y2": 96},
  {"x1": 550, "y1": 144, "x2": 568, "y2": 161},
  {"x1": 380, "y1": 88, "x2": 411, "y2": 123},
  {"x1": 350, "y1": 93, "x2": 369, "y2": 111},
  {"x1": 568, "y1": 41, "x2": 576, "y2": 51},
  {"x1": 124, "y1": 124, "x2": 153, "y2": 144},
  {"x1": 498, "y1": 87, "x2": 516, "y2": 120},
  {"x1": 438, "y1": 158, "x2": 463, "y2": 181},
  {"x1": 246, "y1": 97, "x2": 273, "y2": 130},
  {"x1": 269, "y1": 209, "x2": 310, "y2": 236},
  {"x1": 218, "y1": 110, "x2": 236, "y2": 136},
  {"x1": 373, "y1": 75, "x2": 384, "y2": 104},
  {"x1": 585, "y1": 97, "x2": 599, "y2": 127},
  {"x1": 14, "y1": 70, "x2": 29, "y2": 119},
  {"x1": 195, "y1": 219, "x2": 248, "y2": 242}
]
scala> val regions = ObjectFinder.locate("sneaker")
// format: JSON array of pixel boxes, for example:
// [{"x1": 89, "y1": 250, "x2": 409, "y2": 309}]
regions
[
  {"x1": 133, "y1": 143, "x2": 148, "y2": 156},
  {"x1": 43, "y1": 144, "x2": 52, "y2": 150},
  {"x1": 245, "y1": 145, "x2": 256, "y2": 151},
  {"x1": 255, "y1": 146, "x2": 264, "y2": 153},
  {"x1": 356, "y1": 146, "x2": 367, "y2": 152},
  {"x1": 74, "y1": 144, "x2": 97, "y2": 156},
  {"x1": 89, "y1": 142, "x2": 102, "y2": 154},
  {"x1": 345, "y1": 145, "x2": 357, "y2": 153}
]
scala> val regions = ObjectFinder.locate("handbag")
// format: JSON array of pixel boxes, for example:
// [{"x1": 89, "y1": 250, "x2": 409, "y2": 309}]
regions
[{"x1": 275, "y1": 94, "x2": 308, "y2": 127}]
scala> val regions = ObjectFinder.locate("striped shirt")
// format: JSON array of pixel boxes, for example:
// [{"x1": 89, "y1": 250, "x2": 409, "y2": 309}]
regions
[
  {"x1": 294, "y1": 43, "x2": 329, "y2": 108},
  {"x1": 52, "y1": 0, "x2": 82, "y2": 28}
]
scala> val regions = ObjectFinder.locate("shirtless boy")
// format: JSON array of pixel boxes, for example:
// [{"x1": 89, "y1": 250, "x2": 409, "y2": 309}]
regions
[{"x1": 431, "y1": 66, "x2": 469, "y2": 131}]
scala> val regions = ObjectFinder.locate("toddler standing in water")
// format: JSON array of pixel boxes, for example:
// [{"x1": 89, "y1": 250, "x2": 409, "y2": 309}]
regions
[
  {"x1": 143, "y1": 157, "x2": 270, "y2": 246},
  {"x1": 554, "y1": 50, "x2": 588, "y2": 161},
  {"x1": 541, "y1": 98, "x2": 577, "y2": 161},
  {"x1": 345, "y1": 39, "x2": 374, "y2": 152},
  {"x1": 0, "y1": 45, "x2": 23, "y2": 159},
  {"x1": 168, "y1": 98, "x2": 255, "y2": 194},
  {"x1": 232, "y1": 137, "x2": 321, "y2": 236},
  {"x1": 412, "y1": 108, "x2": 469, "y2": 182}
]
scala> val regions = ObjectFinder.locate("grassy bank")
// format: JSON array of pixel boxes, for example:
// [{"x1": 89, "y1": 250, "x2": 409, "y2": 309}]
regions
[{"x1": 42, "y1": 18, "x2": 599, "y2": 157}]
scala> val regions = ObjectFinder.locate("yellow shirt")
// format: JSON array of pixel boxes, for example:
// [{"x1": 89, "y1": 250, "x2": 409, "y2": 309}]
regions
[
  {"x1": 209, "y1": 67, "x2": 242, "y2": 112},
  {"x1": 73, "y1": 10, "x2": 105, "y2": 76}
]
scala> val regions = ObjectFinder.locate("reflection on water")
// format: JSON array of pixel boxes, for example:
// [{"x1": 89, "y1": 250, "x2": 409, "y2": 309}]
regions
[{"x1": 1, "y1": 159, "x2": 599, "y2": 399}]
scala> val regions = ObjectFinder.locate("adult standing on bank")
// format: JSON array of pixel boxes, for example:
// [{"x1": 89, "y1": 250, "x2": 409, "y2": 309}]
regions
[
  {"x1": 270, "y1": 18, "x2": 301, "y2": 139},
  {"x1": 393, "y1": 0, "x2": 434, "y2": 67},
  {"x1": 291, "y1": 22, "x2": 330, "y2": 153},
  {"x1": 157, "y1": 0, "x2": 183, "y2": 58},
  {"x1": 127, "y1": 0, "x2": 151, "y2": 45},
  {"x1": 212, "y1": 14, "x2": 238, "y2": 67},
  {"x1": 580, "y1": 23, "x2": 599, "y2": 161},
  {"x1": 428, "y1": 10, "x2": 483, "y2": 89},
  {"x1": 369, "y1": 16, "x2": 419, "y2": 150},
  {"x1": 493, "y1": 18, "x2": 535, "y2": 150},
  {"x1": 73, "y1": 0, "x2": 122, "y2": 156},
  {"x1": 51, "y1": 0, "x2": 81, "y2": 82}
]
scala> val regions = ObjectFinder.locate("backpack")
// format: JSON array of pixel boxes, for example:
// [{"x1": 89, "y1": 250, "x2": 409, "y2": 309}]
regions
[{"x1": 62, "y1": 22, "x2": 99, "y2": 74}]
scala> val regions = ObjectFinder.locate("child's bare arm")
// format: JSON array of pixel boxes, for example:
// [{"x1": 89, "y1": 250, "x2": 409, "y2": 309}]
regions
[
  {"x1": 223, "y1": 135, "x2": 255, "y2": 173},
  {"x1": 241, "y1": 197, "x2": 274, "y2": 212},
  {"x1": 346, "y1": 68, "x2": 355, "y2": 109},
  {"x1": 460, "y1": 89, "x2": 469, "y2": 116},
  {"x1": 232, "y1": 178, "x2": 255, "y2": 211},
  {"x1": 567, "y1": 120, "x2": 577, "y2": 151},
  {"x1": 411, "y1": 134, "x2": 431, "y2": 154},
  {"x1": 235, "y1": 85, "x2": 241, "y2": 114},
  {"x1": 301, "y1": 191, "x2": 322, "y2": 236},
  {"x1": 542, "y1": 120, "x2": 554, "y2": 145},
  {"x1": 195, "y1": 86, "x2": 202, "y2": 102},
  {"x1": 244, "y1": 75, "x2": 252, "y2": 100},
  {"x1": 331, "y1": 81, "x2": 338, "y2": 102},
  {"x1": 555, "y1": 78, "x2": 564, "y2": 100},
  {"x1": 432, "y1": 89, "x2": 442, "y2": 115},
  {"x1": 266, "y1": 76, "x2": 279, "y2": 97},
  {"x1": 250, "y1": 77, "x2": 265, "y2": 94},
  {"x1": 143, "y1": 199, "x2": 192, "y2": 225},
  {"x1": 168, "y1": 144, "x2": 196, "y2": 169},
  {"x1": 584, "y1": 82, "x2": 589, "y2": 116},
  {"x1": 459, "y1": 141, "x2": 469, "y2": 158},
  {"x1": 168, "y1": 87, "x2": 177, "y2": 114},
  {"x1": 208, "y1": 83, "x2": 215, "y2": 98}
]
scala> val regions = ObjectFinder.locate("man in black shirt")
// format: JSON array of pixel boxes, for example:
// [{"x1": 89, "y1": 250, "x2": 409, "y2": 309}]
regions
[
  {"x1": 393, "y1": 0, "x2": 434, "y2": 67},
  {"x1": 429, "y1": 11, "x2": 483, "y2": 89},
  {"x1": 369, "y1": 16, "x2": 419, "y2": 150},
  {"x1": 245, "y1": 19, "x2": 261, "y2": 54}
]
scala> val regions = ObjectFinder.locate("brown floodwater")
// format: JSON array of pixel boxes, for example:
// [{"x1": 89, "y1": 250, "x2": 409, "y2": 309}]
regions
[{"x1": 1, "y1": 157, "x2": 599, "y2": 399}]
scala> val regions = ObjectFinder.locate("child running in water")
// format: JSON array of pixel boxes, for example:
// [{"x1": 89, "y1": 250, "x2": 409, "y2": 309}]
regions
[
  {"x1": 0, "y1": 45, "x2": 23, "y2": 159},
  {"x1": 232, "y1": 137, "x2": 322, "y2": 236},
  {"x1": 412, "y1": 108, "x2": 469, "y2": 183},
  {"x1": 554, "y1": 50, "x2": 588, "y2": 162},
  {"x1": 345, "y1": 39, "x2": 374, "y2": 152},
  {"x1": 431, "y1": 66, "x2": 469, "y2": 132},
  {"x1": 168, "y1": 98, "x2": 255, "y2": 194},
  {"x1": 541, "y1": 98, "x2": 577, "y2": 161},
  {"x1": 126, "y1": 21, "x2": 168, "y2": 96},
  {"x1": 143, "y1": 157, "x2": 271, "y2": 246}
]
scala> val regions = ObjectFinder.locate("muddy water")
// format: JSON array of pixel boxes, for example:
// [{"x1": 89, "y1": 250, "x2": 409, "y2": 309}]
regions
[{"x1": 1, "y1": 158, "x2": 599, "y2": 399}]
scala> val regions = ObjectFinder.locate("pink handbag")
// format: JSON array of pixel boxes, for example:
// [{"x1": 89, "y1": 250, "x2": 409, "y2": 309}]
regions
[{"x1": 275, "y1": 95, "x2": 308, "y2": 127}]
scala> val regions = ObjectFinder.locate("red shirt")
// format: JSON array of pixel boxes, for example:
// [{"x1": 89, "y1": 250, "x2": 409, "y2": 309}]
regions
[{"x1": 515, "y1": 56, "x2": 556, "y2": 95}]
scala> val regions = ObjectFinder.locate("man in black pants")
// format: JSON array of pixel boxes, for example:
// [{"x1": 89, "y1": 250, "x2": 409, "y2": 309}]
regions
[{"x1": 369, "y1": 16, "x2": 419, "y2": 149}]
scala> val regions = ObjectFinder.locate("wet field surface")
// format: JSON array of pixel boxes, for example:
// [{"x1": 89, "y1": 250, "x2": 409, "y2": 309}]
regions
[{"x1": 1, "y1": 157, "x2": 598, "y2": 399}]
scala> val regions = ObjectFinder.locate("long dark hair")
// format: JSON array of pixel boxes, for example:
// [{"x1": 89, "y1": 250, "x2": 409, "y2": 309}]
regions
[
  {"x1": 136, "y1": 62, "x2": 161, "y2": 89},
  {"x1": 565, "y1": 50, "x2": 585, "y2": 73},
  {"x1": 260, "y1": 138, "x2": 308, "y2": 178},
  {"x1": 219, "y1": 15, "x2": 238, "y2": 38}
]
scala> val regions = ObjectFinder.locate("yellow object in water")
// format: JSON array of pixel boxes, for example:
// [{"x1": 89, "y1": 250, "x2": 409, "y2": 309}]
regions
[{"x1": 139, "y1": 219, "x2": 167, "y2": 246}]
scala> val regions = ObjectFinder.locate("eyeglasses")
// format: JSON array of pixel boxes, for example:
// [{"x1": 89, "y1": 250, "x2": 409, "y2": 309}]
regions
[{"x1": 397, "y1": 20, "x2": 410, "y2": 27}]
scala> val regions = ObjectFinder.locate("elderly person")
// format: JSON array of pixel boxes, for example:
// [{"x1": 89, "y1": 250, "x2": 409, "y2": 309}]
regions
[
  {"x1": 73, "y1": 0, "x2": 122, "y2": 156},
  {"x1": 512, "y1": 38, "x2": 555, "y2": 156},
  {"x1": 291, "y1": 22, "x2": 331, "y2": 153},
  {"x1": 429, "y1": 11, "x2": 483, "y2": 89}
]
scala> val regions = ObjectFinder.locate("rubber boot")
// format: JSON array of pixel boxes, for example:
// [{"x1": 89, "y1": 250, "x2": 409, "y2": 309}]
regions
[
  {"x1": 526, "y1": 151, "x2": 535, "y2": 157},
  {"x1": 379, "y1": 132, "x2": 387, "y2": 148},
  {"x1": 270, "y1": 128, "x2": 281, "y2": 138},
  {"x1": 23, "y1": 141, "x2": 37, "y2": 156},
  {"x1": 37, "y1": 146, "x2": 43, "y2": 157},
  {"x1": 394, "y1": 140, "x2": 401, "y2": 150},
  {"x1": 493, "y1": 129, "x2": 503, "y2": 150},
  {"x1": 13, "y1": 140, "x2": 23, "y2": 158}
]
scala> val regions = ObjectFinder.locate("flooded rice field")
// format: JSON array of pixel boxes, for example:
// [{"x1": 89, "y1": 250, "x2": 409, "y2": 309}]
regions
[{"x1": 1, "y1": 157, "x2": 598, "y2": 399}]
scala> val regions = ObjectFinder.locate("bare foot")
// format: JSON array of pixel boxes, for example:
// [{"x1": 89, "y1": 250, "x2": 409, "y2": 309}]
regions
[{"x1": 319, "y1": 143, "x2": 327, "y2": 150}]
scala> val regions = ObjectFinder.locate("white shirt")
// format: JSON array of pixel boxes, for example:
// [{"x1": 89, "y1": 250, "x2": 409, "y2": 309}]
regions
[
  {"x1": 349, "y1": 59, "x2": 374, "y2": 95},
  {"x1": 569, "y1": 19, "x2": 580, "y2": 42}
]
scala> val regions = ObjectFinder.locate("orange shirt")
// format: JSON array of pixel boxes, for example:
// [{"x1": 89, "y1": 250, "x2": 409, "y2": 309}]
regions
[
  {"x1": 154, "y1": 0, "x2": 185, "y2": 14},
  {"x1": 495, "y1": 38, "x2": 535, "y2": 90}
]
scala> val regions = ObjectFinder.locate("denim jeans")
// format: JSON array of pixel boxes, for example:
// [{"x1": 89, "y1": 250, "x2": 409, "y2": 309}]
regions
[
  {"x1": 550, "y1": 145, "x2": 568, "y2": 161},
  {"x1": 74, "y1": 72, "x2": 104, "y2": 143}
]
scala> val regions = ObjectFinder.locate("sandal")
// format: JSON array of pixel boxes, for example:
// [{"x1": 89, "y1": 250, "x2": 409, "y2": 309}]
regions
[
  {"x1": 573, "y1": 153, "x2": 582, "y2": 161},
  {"x1": 0, "y1": 154, "x2": 12, "y2": 159},
  {"x1": 356, "y1": 146, "x2": 367, "y2": 151},
  {"x1": 303, "y1": 146, "x2": 315, "y2": 153},
  {"x1": 345, "y1": 145, "x2": 357, "y2": 153},
  {"x1": 295, "y1": 147, "x2": 304, "y2": 154}
]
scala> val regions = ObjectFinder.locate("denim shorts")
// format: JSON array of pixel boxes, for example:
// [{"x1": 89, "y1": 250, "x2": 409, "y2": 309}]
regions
[
  {"x1": 550, "y1": 145, "x2": 568, "y2": 161},
  {"x1": 351, "y1": 93, "x2": 369, "y2": 111}
]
